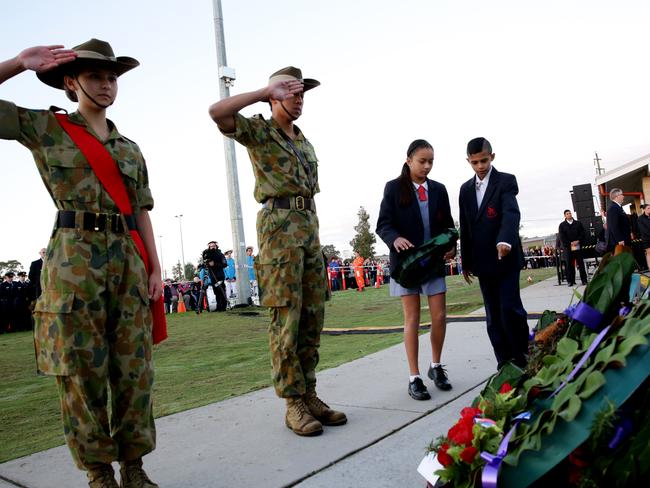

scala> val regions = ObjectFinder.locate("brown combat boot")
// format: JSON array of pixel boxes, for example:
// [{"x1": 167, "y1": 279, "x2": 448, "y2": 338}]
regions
[
  {"x1": 303, "y1": 390, "x2": 348, "y2": 426},
  {"x1": 87, "y1": 463, "x2": 119, "y2": 488},
  {"x1": 285, "y1": 396, "x2": 323, "y2": 436},
  {"x1": 119, "y1": 458, "x2": 159, "y2": 488}
]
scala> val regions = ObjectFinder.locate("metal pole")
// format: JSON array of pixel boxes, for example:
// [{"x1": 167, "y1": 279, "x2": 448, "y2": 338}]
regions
[
  {"x1": 175, "y1": 214, "x2": 186, "y2": 279},
  {"x1": 212, "y1": 0, "x2": 251, "y2": 306},
  {"x1": 159, "y1": 235, "x2": 165, "y2": 279}
]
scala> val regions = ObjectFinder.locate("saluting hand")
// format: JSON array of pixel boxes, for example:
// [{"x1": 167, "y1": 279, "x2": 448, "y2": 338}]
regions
[
  {"x1": 18, "y1": 45, "x2": 77, "y2": 73},
  {"x1": 265, "y1": 79, "x2": 304, "y2": 101}
]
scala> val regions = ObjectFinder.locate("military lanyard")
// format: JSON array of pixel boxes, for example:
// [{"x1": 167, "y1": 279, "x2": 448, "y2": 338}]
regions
[{"x1": 278, "y1": 128, "x2": 316, "y2": 195}]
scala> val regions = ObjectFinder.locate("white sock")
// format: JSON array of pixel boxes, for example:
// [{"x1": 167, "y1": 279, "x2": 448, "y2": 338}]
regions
[
  {"x1": 409, "y1": 374, "x2": 421, "y2": 383},
  {"x1": 430, "y1": 362, "x2": 441, "y2": 369}
]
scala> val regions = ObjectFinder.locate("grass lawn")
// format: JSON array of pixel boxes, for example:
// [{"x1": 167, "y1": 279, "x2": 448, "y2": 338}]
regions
[{"x1": 0, "y1": 268, "x2": 554, "y2": 462}]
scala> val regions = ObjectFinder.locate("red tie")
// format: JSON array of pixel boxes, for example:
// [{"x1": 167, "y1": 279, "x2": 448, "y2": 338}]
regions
[{"x1": 417, "y1": 185, "x2": 427, "y2": 201}]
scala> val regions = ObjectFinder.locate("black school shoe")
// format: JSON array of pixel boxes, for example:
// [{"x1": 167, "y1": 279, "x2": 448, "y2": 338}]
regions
[
  {"x1": 408, "y1": 377, "x2": 431, "y2": 400},
  {"x1": 428, "y1": 365, "x2": 452, "y2": 391}
]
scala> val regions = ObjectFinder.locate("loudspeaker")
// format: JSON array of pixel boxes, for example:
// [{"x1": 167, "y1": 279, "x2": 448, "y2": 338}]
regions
[
  {"x1": 571, "y1": 184, "x2": 595, "y2": 218},
  {"x1": 578, "y1": 216, "x2": 603, "y2": 246},
  {"x1": 574, "y1": 200, "x2": 595, "y2": 219},
  {"x1": 572, "y1": 184, "x2": 593, "y2": 202}
]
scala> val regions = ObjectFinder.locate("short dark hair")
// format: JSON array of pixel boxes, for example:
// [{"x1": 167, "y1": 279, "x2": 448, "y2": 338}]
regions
[
  {"x1": 467, "y1": 137, "x2": 492, "y2": 156},
  {"x1": 564, "y1": 209, "x2": 571, "y2": 214}
]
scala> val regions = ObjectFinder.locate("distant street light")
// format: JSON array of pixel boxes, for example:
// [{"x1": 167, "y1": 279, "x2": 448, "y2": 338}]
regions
[
  {"x1": 174, "y1": 214, "x2": 186, "y2": 279},
  {"x1": 158, "y1": 235, "x2": 165, "y2": 279}
]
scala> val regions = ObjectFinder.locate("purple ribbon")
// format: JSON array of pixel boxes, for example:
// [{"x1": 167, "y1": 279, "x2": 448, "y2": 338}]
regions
[
  {"x1": 479, "y1": 306, "x2": 631, "y2": 487},
  {"x1": 549, "y1": 324, "x2": 611, "y2": 398},
  {"x1": 480, "y1": 411, "x2": 531, "y2": 488},
  {"x1": 550, "y1": 306, "x2": 630, "y2": 399},
  {"x1": 564, "y1": 302, "x2": 604, "y2": 331},
  {"x1": 608, "y1": 418, "x2": 633, "y2": 450}
]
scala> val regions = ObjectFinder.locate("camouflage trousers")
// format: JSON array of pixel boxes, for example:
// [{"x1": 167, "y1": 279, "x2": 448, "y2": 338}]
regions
[
  {"x1": 34, "y1": 227, "x2": 155, "y2": 469},
  {"x1": 255, "y1": 207, "x2": 327, "y2": 398}
]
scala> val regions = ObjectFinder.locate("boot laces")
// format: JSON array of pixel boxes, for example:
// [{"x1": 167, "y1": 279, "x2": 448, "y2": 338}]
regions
[
  {"x1": 124, "y1": 464, "x2": 153, "y2": 485},
  {"x1": 307, "y1": 393, "x2": 330, "y2": 411}
]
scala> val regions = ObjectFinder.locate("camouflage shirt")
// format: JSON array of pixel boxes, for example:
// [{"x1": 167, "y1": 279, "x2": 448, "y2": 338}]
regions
[
  {"x1": 221, "y1": 113, "x2": 319, "y2": 203},
  {"x1": 0, "y1": 100, "x2": 154, "y2": 213}
]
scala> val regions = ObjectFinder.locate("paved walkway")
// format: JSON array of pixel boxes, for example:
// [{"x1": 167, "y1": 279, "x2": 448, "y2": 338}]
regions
[{"x1": 0, "y1": 278, "x2": 580, "y2": 488}]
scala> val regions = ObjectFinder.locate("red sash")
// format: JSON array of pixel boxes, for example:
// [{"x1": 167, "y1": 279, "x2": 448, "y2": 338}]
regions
[{"x1": 55, "y1": 113, "x2": 167, "y2": 344}]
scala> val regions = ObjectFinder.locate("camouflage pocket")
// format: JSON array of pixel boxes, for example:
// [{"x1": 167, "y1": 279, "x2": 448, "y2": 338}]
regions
[
  {"x1": 48, "y1": 156, "x2": 99, "y2": 203},
  {"x1": 256, "y1": 248, "x2": 300, "y2": 307},
  {"x1": 33, "y1": 291, "x2": 79, "y2": 376}
]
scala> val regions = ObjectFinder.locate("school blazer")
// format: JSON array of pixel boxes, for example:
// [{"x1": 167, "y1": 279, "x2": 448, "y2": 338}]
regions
[
  {"x1": 376, "y1": 177, "x2": 454, "y2": 273},
  {"x1": 458, "y1": 167, "x2": 524, "y2": 276}
]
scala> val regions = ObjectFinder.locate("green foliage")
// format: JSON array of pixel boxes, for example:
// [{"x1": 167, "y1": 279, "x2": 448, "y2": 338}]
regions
[
  {"x1": 184, "y1": 262, "x2": 196, "y2": 279},
  {"x1": 0, "y1": 259, "x2": 24, "y2": 275},
  {"x1": 321, "y1": 244, "x2": 340, "y2": 259},
  {"x1": 349, "y1": 206, "x2": 376, "y2": 258},
  {"x1": 171, "y1": 261, "x2": 183, "y2": 281}
]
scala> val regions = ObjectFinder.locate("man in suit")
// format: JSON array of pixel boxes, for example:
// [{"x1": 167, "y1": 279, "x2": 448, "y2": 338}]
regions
[
  {"x1": 458, "y1": 137, "x2": 528, "y2": 369},
  {"x1": 558, "y1": 210, "x2": 588, "y2": 286},
  {"x1": 28, "y1": 248, "x2": 46, "y2": 301},
  {"x1": 606, "y1": 188, "x2": 632, "y2": 251}
]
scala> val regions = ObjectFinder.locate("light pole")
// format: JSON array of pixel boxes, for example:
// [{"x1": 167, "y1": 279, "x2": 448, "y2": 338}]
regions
[
  {"x1": 158, "y1": 235, "x2": 165, "y2": 279},
  {"x1": 212, "y1": 0, "x2": 251, "y2": 305},
  {"x1": 174, "y1": 214, "x2": 186, "y2": 279}
]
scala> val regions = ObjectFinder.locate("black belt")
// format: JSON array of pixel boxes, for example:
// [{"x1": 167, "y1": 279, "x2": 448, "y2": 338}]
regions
[
  {"x1": 264, "y1": 196, "x2": 314, "y2": 211},
  {"x1": 56, "y1": 210, "x2": 137, "y2": 233}
]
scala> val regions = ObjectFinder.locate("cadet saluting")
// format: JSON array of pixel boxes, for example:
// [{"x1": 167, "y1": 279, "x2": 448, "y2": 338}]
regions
[
  {"x1": 0, "y1": 40, "x2": 165, "y2": 487},
  {"x1": 209, "y1": 67, "x2": 347, "y2": 436}
]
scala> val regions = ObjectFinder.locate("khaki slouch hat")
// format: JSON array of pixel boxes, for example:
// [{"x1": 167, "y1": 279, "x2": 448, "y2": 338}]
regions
[{"x1": 37, "y1": 38, "x2": 139, "y2": 89}]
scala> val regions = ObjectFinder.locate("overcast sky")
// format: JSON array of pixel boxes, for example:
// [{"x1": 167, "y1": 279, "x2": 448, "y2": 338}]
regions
[{"x1": 2, "y1": 0, "x2": 649, "y2": 275}]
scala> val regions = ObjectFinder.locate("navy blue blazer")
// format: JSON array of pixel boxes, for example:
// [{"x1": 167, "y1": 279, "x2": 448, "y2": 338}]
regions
[
  {"x1": 606, "y1": 202, "x2": 632, "y2": 250},
  {"x1": 458, "y1": 167, "x2": 524, "y2": 276},
  {"x1": 376, "y1": 177, "x2": 454, "y2": 273}
]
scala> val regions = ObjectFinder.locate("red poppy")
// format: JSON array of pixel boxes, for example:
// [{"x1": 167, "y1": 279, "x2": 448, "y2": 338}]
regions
[
  {"x1": 460, "y1": 446, "x2": 479, "y2": 464},
  {"x1": 448, "y1": 421, "x2": 474, "y2": 446},
  {"x1": 460, "y1": 407, "x2": 482, "y2": 420},
  {"x1": 437, "y1": 443, "x2": 453, "y2": 467},
  {"x1": 499, "y1": 382, "x2": 513, "y2": 394}
]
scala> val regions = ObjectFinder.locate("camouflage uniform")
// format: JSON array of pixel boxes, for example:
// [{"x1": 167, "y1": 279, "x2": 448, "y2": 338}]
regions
[
  {"x1": 0, "y1": 101, "x2": 155, "y2": 469},
  {"x1": 221, "y1": 113, "x2": 327, "y2": 398}
]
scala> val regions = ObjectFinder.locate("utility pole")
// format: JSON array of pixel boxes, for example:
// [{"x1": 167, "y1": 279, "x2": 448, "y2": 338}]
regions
[
  {"x1": 594, "y1": 151, "x2": 604, "y2": 175},
  {"x1": 212, "y1": 0, "x2": 250, "y2": 306},
  {"x1": 174, "y1": 214, "x2": 186, "y2": 279}
]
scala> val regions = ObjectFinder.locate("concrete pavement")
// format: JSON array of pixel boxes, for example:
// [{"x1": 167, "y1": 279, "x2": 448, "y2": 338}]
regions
[{"x1": 0, "y1": 278, "x2": 578, "y2": 488}]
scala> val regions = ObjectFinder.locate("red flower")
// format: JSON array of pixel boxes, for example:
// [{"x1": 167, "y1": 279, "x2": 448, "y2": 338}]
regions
[
  {"x1": 460, "y1": 446, "x2": 479, "y2": 464},
  {"x1": 499, "y1": 382, "x2": 513, "y2": 394},
  {"x1": 460, "y1": 407, "x2": 482, "y2": 420},
  {"x1": 448, "y1": 420, "x2": 474, "y2": 446},
  {"x1": 437, "y1": 443, "x2": 453, "y2": 467}
]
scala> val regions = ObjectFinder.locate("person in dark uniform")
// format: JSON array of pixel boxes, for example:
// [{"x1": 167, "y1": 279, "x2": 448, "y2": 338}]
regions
[
  {"x1": 639, "y1": 204, "x2": 650, "y2": 270},
  {"x1": 558, "y1": 210, "x2": 588, "y2": 286},
  {"x1": 606, "y1": 188, "x2": 632, "y2": 251},
  {"x1": 13, "y1": 271, "x2": 32, "y2": 331},
  {"x1": 0, "y1": 271, "x2": 16, "y2": 333},
  {"x1": 28, "y1": 248, "x2": 46, "y2": 301}
]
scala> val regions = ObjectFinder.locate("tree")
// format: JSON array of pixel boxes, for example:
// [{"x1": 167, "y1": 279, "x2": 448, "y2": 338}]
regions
[
  {"x1": 0, "y1": 259, "x2": 24, "y2": 275},
  {"x1": 171, "y1": 261, "x2": 183, "y2": 281},
  {"x1": 321, "y1": 244, "x2": 340, "y2": 259},
  {"x1": 350, "y1": 206, "x2": 376, "y2": 258},
  {"x1": 184, "y1": 262, "x2": 196, "y2": 279}
]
